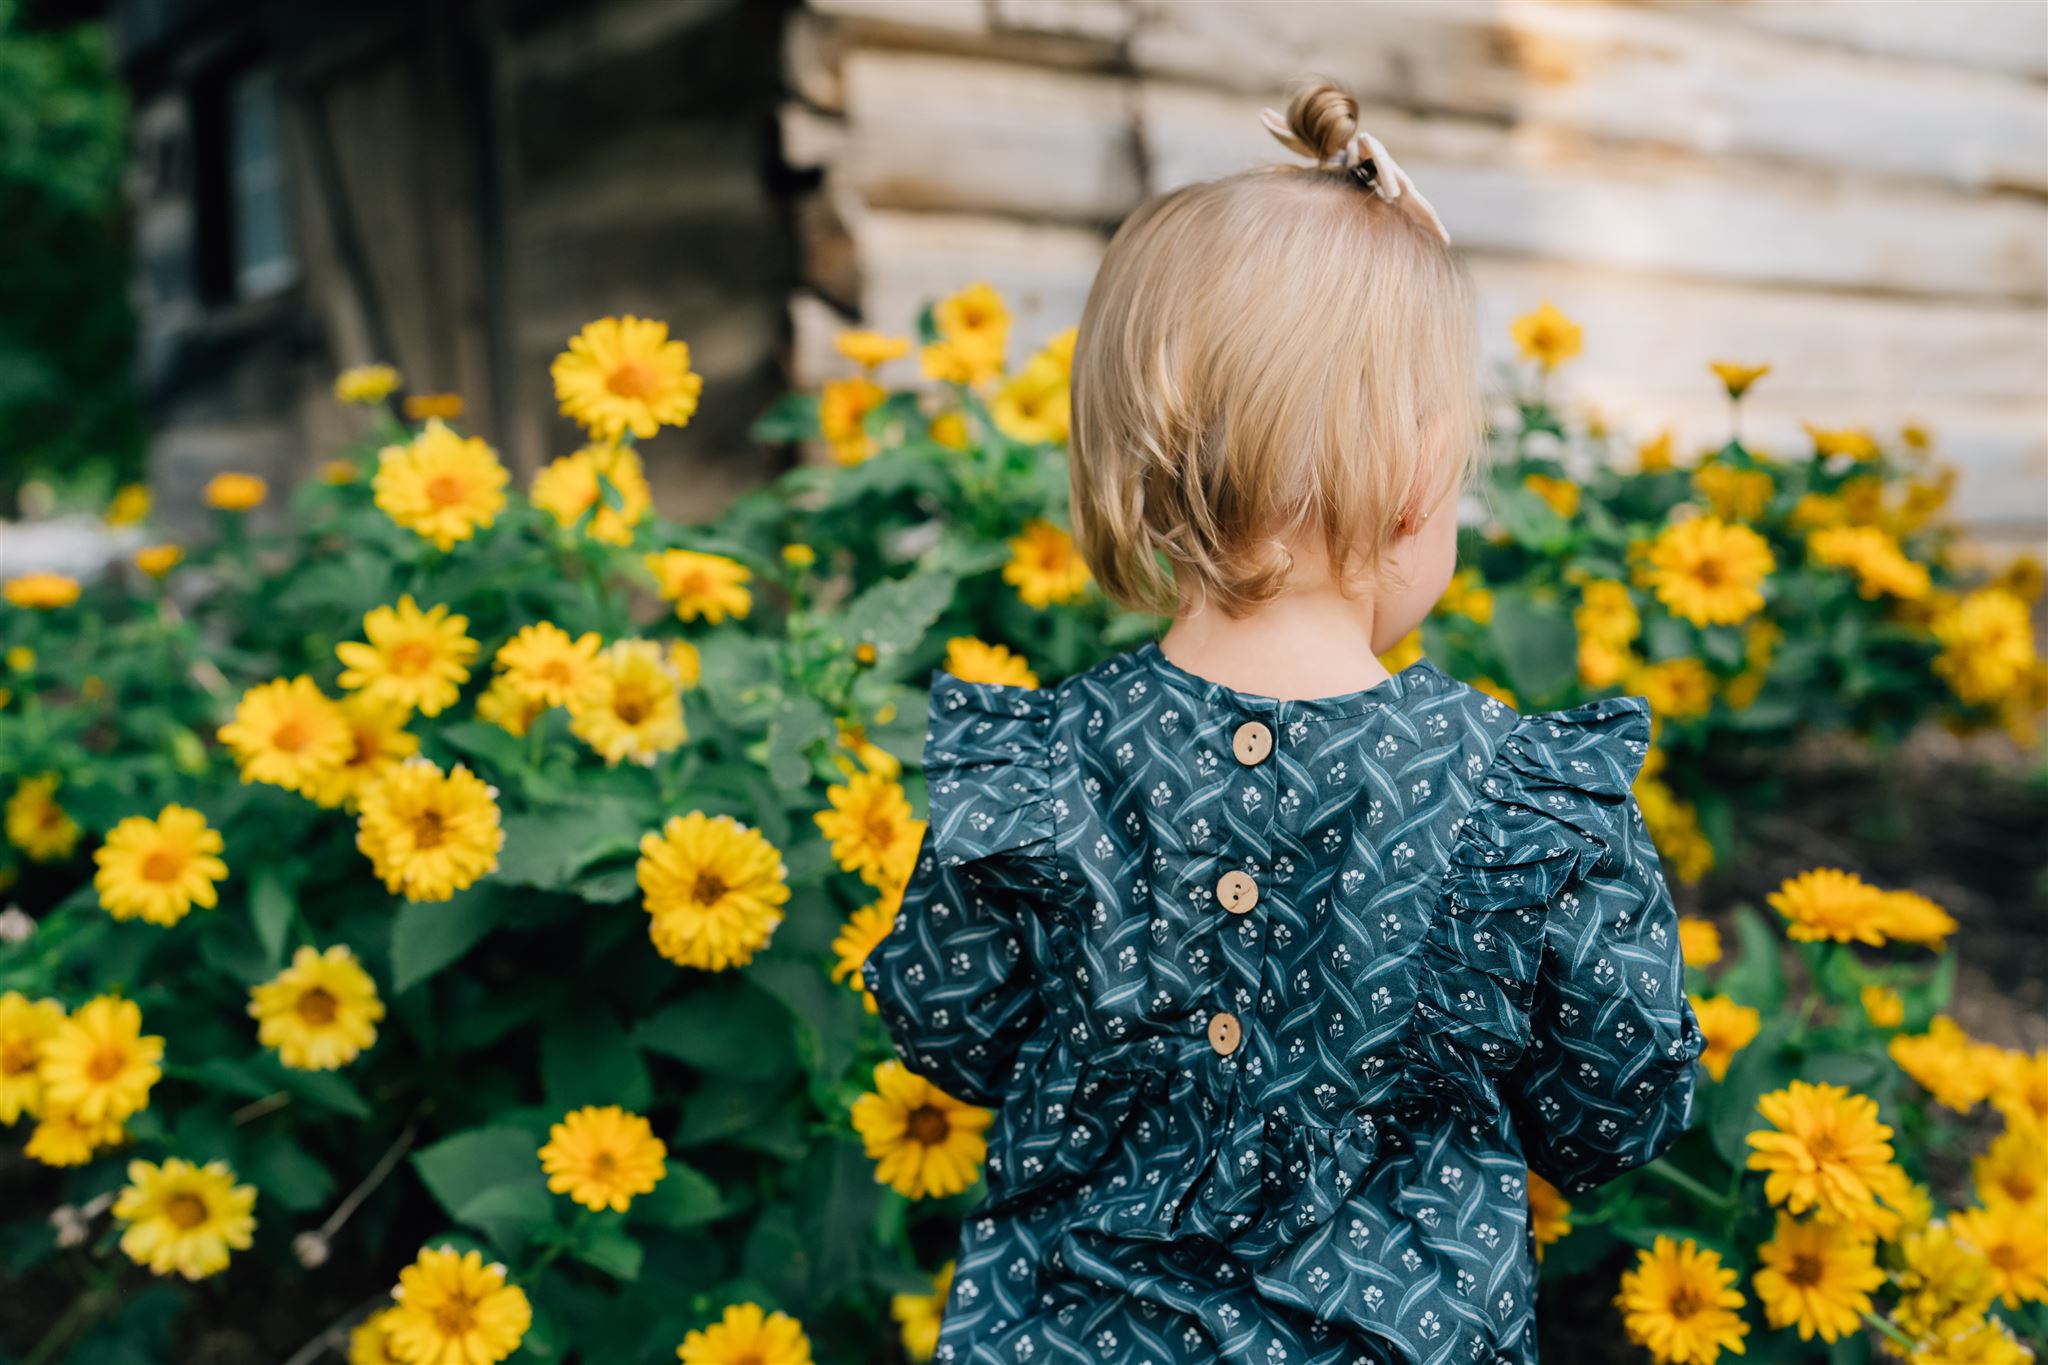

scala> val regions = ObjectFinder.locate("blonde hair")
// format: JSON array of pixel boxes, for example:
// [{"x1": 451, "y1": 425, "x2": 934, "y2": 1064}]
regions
[{"x1": 1070, "y1": 81, "x2": 1482, "y2": 618}]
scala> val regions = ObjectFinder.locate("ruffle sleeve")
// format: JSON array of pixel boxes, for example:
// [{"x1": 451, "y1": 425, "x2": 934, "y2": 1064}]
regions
[{"x1": 922, "y1": 672, "x2": 1058, "y2": 881}]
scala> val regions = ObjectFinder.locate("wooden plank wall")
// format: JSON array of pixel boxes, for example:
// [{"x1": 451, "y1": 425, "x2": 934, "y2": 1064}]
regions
[{"x1": 780, "y1": 0, "x2": 2048, "y2": 554}]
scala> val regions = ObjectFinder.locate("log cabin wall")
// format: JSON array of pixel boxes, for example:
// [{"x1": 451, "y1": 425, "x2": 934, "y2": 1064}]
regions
[{"x1": 780, "y1": 0, "x2": 2048, "y2": 558}]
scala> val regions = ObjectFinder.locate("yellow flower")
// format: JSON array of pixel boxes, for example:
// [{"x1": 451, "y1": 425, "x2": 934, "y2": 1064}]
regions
[
  {"x1": 1990, "y1": 1049, "x2": 2048, "y2": 1135},
  {"x1": 669, "y1": 639, "x2": 702, "y2": 691},
  {"x1": 385, "y1": 1246, "x2": 532, "y2": 1365},
  {"x1": 1438, "y1": 567, "x2": 1495, "y2": 625},
  {"x1": 1631, "y1": 658, "x2": 1715, "y2": 723},
  {"x1": 645, "y1": 549, "x2": 752, "y2": 624},
  {"x1": 1523, "y1": 472, "x2": 1581, "y2": 519},
  {"x1": 38, "y1": 996, "x2": 163, "y2": 1126},
  {"x1": 1751, "y1": 1213, "x2": 1883, "y2": 1343},
  {"x1": 892, "y1": 1261, "x2": 952, "y2": 1362},
  {"x1": 1692, "y1": 462, "x2": 1774, "y2": 523},
  {"x1": 677, "y1": 1303, "x2": 813, "y2": 1365},
  {"x1": 355, "y1": 759, "x2": 503, "y2": 902},
  {"x1": 1890, "y1": 1017, "x2": 1998, "y2": 1114},
  {"x1": 815, "y1": 771, "x2": 922, "y2": 889},
  {"x1": 0, "y1": 992, "x2": 64, "y2": 1124},
  {"x1": 1637, "y1": 430, "x2": 1676, "y2": 473},
  {"x1": 1874, "y1": 889, "x2": 1957, "y2": 951},
  {"x1": 372, "y1": 419, "x2": 509, "y2": 551},
  {"x1": 990, "y1": 353, "x2": 1070, "y2": 445},
  {"x1": 1910, "y1": 1316, "x2": 2034, "y2": 1365},
  {"x1": 1380, "y1": 629, "x2": 1424, "y2": 673},
  {"x1": 1634, "y1": 771, "x2": 1714, "y2": 882},
  {"x1": 552, "y1": 315, "x2": 702, "y2": 441},
  {"x1": 1932, "y1": 588, "x2": 2036, "y2": 706},
  {"x1": 1509, "y1": 301, "x2": 1583, "y2": 371},
  {"x1": 851, "y1": 1061, "x2": 992, "y2": 1200},
  {"x1": 1860, "y1": 984, "x2": 1904, "y2": 1029},
  {"x1": 1808, "y1": 525, "x2": 1931, "y2": 601},
  {"x1": 348, "y1": 1308, "x2": 406, "y2": 1365},
  {"x1": 1791, "y1": 493, "x2": 1850, "y2": 531},
  {"x1": 1973, "y1": 1127, "x2": 2048, "y2": 1215},
  {"x1": 933, "y1": 281, "x2": 1010, "y2": 370},
  {"x1": 1615, "y1": 1236, "x2": 1749, "y2": 1365},
  {"x1": 1805, "y1": 423, "x2": 1879, "y2": 460},
  {"x1": 6, "y1": 773, "x2": 80, "y2": 862},
  {"x1": 307, "y1": 694, "x2": 420, "y2": 811},
  {"x1": 224, "y1": 680, "x2": 357, "y2": 798},
  {"x1": 820, "y1": 375, "x2": 888, "y2": 465},
  {"x1": 1578, "y1": 638, "x2": 1636, "y2": 690},
  {"x1": 1746, "y1": 1081, "x2": 1905, "y2": 1235},
  {"x1": 1527, "y1": 1171, "x2": 1572, "y2": 1263},
  {"x1": 1644, "y1": 517, "x2": 1775, "y2": 627},
  {"x1": 1990, "y1": 554, "x2": 2044, "y2": 604},
  {"x1": 1952, "y1": 1199, "x2": 2048, "y2": 1308},
  {"x1": 1688, "y1": 993, "x2": 1760, "y2": 1082},
  {"x1": 134, "y1": 544, "x2": 183, "y2": 578},
  {"x1": 1042, "y1": 325, "x2": 1077, "y2": 378},
  {"x1": 530, "y1": 442, "x2": 652, "y2": 546},
  {"x1": 929, "y1": 411, "x2": 970, "y2": 450},
  {"x1": 321, "y1": 459, "x2": 360, "y2": 485},
  {"x1": 402, "y1": 393, "x2": 463, "y2": 422},
  {"x1": 1002, "y1": 519, "x2": 1090, "y2": 609},
  {"x1": 831, "y1": 895, "x2": 897, "y2": 1014},
  {"x1": 25, "y1": 1106, "x2": 124, "y2": 1167},
  {"x1": 781, "y1": 543, "x2": 817, "y2": 570},
  {"x1": 943, "y1": 636, "x2": 1039, "y2": 688},
  {"x1": 539, "y1": 1105, "x2": 668, "y2": 1213},
  {"x1": 204, "y1": 472, "x2": 268, "y2": 511},
  {"x1": 3, "y1": 572, "x2": 81, "y2": 610},
  {"x1": 1895, "y1": 1221, "x2": 1998, "y2": 1344},
  {"x1": 569, "y1": 639, "x2": 687, "y2": 766},
  {"x1": 1677, "y1": 917, "x2": 1721, "y2": 968},
  {"x1": 337, "y1": 596, "x2": 478, "y2": 718},
  {"x1": 6, "y1": 646, "x2": 33, "y2": 671},
  {"x1": 93, "y1": 804, "x2": 228, "y2": 927},
  {"x1": 1710, "y1": 361, "x2": 1770, "y2": 401},
  {"x1": 106, "y1": 483, "x2": 151, "y2": 526},
  {"x1": 493, "y1": 622, "x2": 603, "y2": 710},
  {"x1": 638, "y1": 812, "x2": 789, "y2": 971},
  {"x1": 113, "y1": 1158, "x2": 257, "y2": 1280},
  {"x1": 249, "y1": 945, "x2": 385, "y2": 1071},
  {"x1": 835, "y1": 330, "x2": 911, "y2": 369},
  {"x1": 335, "y1": 364, "x2": 401, "y2": 405},
  {"x1": 1767, "y1": 868, "x2": 1886, "y2": 946},
  {"x1": 476, "y1": 674, "x2": 546, "y2": 738},
  {"x1": 1469, "y1": 677, "x2": 1518, "y2": 709}
]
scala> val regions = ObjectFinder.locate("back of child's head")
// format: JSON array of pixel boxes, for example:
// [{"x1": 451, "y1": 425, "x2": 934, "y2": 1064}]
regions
[{"x1": 1071, "y1": 80, "x2": 1482, "y2": 618}]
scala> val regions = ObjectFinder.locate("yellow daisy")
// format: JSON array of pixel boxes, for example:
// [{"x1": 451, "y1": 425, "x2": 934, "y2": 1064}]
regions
[
  {"x1": 337, "y1": 596, "x2": 479, "y2": 718},
  {"x1": 1973, "y1": 1127, "x2": 2048, "y2": 1214},
  {"x1": 638, "y1": 812, "x2": 790, "y2": 971},
  {"x1": 928, "y1": 411, "x2": 970, "y2": 450},
  {"x1": 1890, "y1": 1016, "x2": 1998, "y2": 1114},
  {"x1": 1677, "y1": 917, "x2": 1721, "y2": 968},
  {"x1": 835, "y1": 330, "x2": 911, "y2": 370},
  {"x1": 494, "y1": 621, "x2": 603, "y2": 710},
  {"x1": 814, "y1": 771, "x2": 922, "y2": 890},
  {"x1": 669, "y1": 640, "x2": 703, "y2": 691},
  {"x1": 1522, "y1": 473, "x2": 1581, "y2": 520},
  {"x1": 1688, "y1": 993, "x2": 1760, "y2": 1082},
  {"x1": 1932, "y1": 588, "x2": 2036, "y2": 706},
  {"x1": 645, "y1": 549, "x2": 752, "y2": 624},
  {"x1": 1809, "y1": 525, "x2": 1931, "y2": 601},
  {"x1": 932, "y1": 282, "x2": 1010, "y2": 374},
  {"x1": 372, "y1": 419, "x2": 509, "y2": 551},
  {"x1": 851, "y1": 1061, "x2": 992, "y2": 1200},
  {"x1": 830, "y1": 894, "x2": 898, "y2": 1014},
  {"x1": 0, "y1": 992, "x2": 64, "y2": 1124},
  {"x1": 6, "y1": 773, "x2": 80, "y2": 862},
  {"x1": 1438, "y1": 567, "x2": 1495, "y2": 625},
  {"x1": 322, "y1": 459, "x2": 361, "y2": 485},
  {"x1": 355, "y1": 759, "x2": 504, "y2": 902},
  {"x1": 1746, "y1": 1080, "x2": 1904, "y2": 1235},
  {"x1": 1751, "y1": 1212, "x2": 1883, "y2": 1343},
  {"x1": 106, "y1": 483, "x2": 151, "y2": 527},
  {"x1": 38, "y1": 996, "x2": 163, "y2": 1126},
  {"x1": 403, "y1": 393, "x2": 462, "y2": 422},
  {"x1": 306, "y1": 694, "x2": 420, "y2": 811},
  {"x1": 1508, "y1": 300, "x2": 1582, "y2": 371},
  {"x1": 820, "y1": 374, "x2": 887, "y2": 465},
  {"x1": 336, "y1": 364, "x2": 401, "y2": 405},
  {"x1": 1637, "y1": 430, "x2": 1676, "y2": 472},
  {"x1": 943, "y1": 636, "x2": 1039, "y2": 688},
  {"x1": 203, "y1": 472, "x2": 268, "y2": 511},
  {"x1": 1614, "y1": 1236, "x2": 1749, "y2": 1365},
  {"x1": 476, "y1": 673, "x2": 546, "y2": 738},
  {"x1": 93, "y1": 804, "x2": 228, "y2": 927},
  {"x1": 1894, "y1": 1221, "x2": 1997, "y2": 1343},
  {"x1": 1710, "y1": 361, "x2": 1770, "y2": 401},
  {"x1": 1874, "y1": 889, "x2": 1957, "y2": 951},
  {"x1": 3, "y1": 572, "x2": 80, "y2": 610},
  {"x1": 385, "y1": 1246, "x2": 532, "y2": 1365},
  {"x1": 677, "y1": 1303, "x2": 813, "y2": 1365},
  {"x1": 1989, "y1": 1048, "x2": 2048, "y2": 1134},
  {"x1": 1909, "y1": 1316, "x2": 2034, "y2": 1365},
  {"x1": 569, "y1": 639, "x2": 687, "y2": 767},
  {"x1": 1860, "y1": 984, "x2": 1904, "y2": 1029},
  {"x1": 538, "y1": 1105, "x2": 668, "y2": 1213},
  {"x1": 838, "y1": 723, "x2": 901, "y2": 780},
  {"x1": 348, "y1": 1308, "x2": 406, "y2": 1365},
  {"x1": 219, "y1": 676, "x2": 354, "y2": 796},
  {"x1": 1767, "y1": 867, "x2": 1886, "y2": 946},
  {"x1": 552, "y1": 315, "x2": 702, "y2": 441},
  {"x1": 1805, "y1": 423, "x2": 1878, "y2": 460},
  {"x1": 249, "y1": 945, "x2": 385, "y2": 1071},
  {"x1": 113, "y1": 1158, "x2": 257, "y2": 1280},
  {"x1": 24, "y1": 1106, "x2": 125, "y2": 1167},
  {"x1": 1527, "y1": 1171, "x2": 1572, "y2": 1263},
  {"x1": 990, "y1": 353, "x2": 1070, "y2": 446},
  {"x1": 892, "y1": 1261, "x2": 953, "y2": 1362},
  {"x1": 1692, "y1": 462, "x2": 1774, "y2": 523},
  {"x1": 1644, "y1": 517, "x2": 1775, "y2": 627},
  {"x1": 1630, "y1": 658, "x2": 1715, "y2": 723},
  {"x1": 1002, "y1": 519, "x2": 1090, "y2": 609},
  {"x1": 530, "y1": 442, "x2": 652, "y2": 546},
  {"x1": 135, "y1": 544, "x2": 183, "y2": 578},
  {"x1": 1952, "y1": 1199, "x2": 2048, "y2": 1308}
]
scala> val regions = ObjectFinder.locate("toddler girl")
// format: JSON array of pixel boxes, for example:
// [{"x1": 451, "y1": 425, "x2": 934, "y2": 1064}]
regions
[{"x1": 867, "y1": 81, "x2": 1703, "y2": 1365}]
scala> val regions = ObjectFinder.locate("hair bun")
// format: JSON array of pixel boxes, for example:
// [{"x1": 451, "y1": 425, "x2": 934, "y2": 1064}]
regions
[{"x1": 1284, "y1": 81, "x2": 1359, "y2": 164}]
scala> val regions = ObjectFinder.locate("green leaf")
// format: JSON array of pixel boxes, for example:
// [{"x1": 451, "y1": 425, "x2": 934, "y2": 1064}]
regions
[
  {"x1": 1715, "y1": 907, "x2": 1786, "y2": 1015},
  {"x1": 1489, "y1": 590, "x2": 1579, "y2": 703},
  {"x1": 247, "y1": 867, "x2": 296, "y2": 971},
  {"x1": 573, "y1": 1223, "x2": 645, "y2": 1281},
  {"x1": 542, "y1": 1005, "x2": 653, "y2": 1112},
  {"x1": 453, "y1": 1181, "x2": 557, "y2": 1257},
  {"x1": 831, "y1": 571, "x2": 957, "y2": 659},
  {"x1": 1494, "y1": 484, "x2": 1571, "y2": 552},
  {"x1": 749, "y1": 953, "x2": 863, "y2": 1085},
  {"x1": 244, "y1": 1135, "x2": 335, "y2": 1212},
  {"x1": 413, "y1": 1125, "x2": 544, "y2": 1223},
  {"x1": 628, "y1": 1159, "x2": 727, "y2": 1230},
  {"x1": 795, "y1": 1139, "x2": 883, "y2": 1302},
  {"x1": 633, "y1": 979, "x2": 799, "y2": 1080},
  {"x1": 493, "y1": 801, "x2": 649, "y2": 893},
  {"x1": 275, "y1": 1067, "x2": 374, "y2": 1120},
  {"x1": 750, "y1": 393, "x2": 821, "y2": 444},
  {"x1": 390, "y1": 888, "x2": 503, "y2": 994}
]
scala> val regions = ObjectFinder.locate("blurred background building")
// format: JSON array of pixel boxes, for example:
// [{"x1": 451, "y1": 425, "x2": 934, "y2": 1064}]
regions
[{"x1": 23, "y1": 0, "x2": 2048, "y2": 554}]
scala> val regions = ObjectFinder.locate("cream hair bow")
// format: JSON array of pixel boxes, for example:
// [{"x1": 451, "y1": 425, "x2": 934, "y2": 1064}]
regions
[{"x1": 1258, "y1": 107, "x2": 1451, "y2": 246}]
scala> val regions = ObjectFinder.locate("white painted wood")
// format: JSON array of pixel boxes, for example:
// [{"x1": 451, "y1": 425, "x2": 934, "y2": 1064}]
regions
[
  {"x1": 1665, "y1": 0, "x2": 2048, "y2": 82},
  {"x1": 810, "y1": 0, "x2": 988, "y2": 36},
  {"x1": 992, "y1": 0, "x2": 1134, "y2": 44},
  {"x1": 780, "y1": 102, "x2": 848, "y2": 171}
]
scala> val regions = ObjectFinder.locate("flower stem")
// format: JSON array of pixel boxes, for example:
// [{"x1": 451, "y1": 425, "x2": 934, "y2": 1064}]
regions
[
  {"x1": 1860, "y1": 1310, "x2": 1916, "y2": 1351},
  {"x1": 1640, "y1": 1159, "x2": 1738, "y2": 1213}
]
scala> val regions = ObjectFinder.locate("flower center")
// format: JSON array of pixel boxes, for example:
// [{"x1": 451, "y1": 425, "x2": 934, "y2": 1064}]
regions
[
  {"x1": 390, "y1": 641, "x2": 436, "y2": 676},
  {"x1": 1787, "y1": 1252, "x2": 1824, "y2": 1288},
  {"x1": 272, "y1": 717, "x2": 308, "y2": 753},
  {"x1": 425, "y1": 473, "x2": 469, "y2": 508},
  {"x1": 1692, "y1": 557, "x2": 1726, "y2": 588},
  {"x1": 1666, "y1": 1284, "x2": 1704, "y2": 1319},
  {"x1": 692, "y1": 873, "x2": 729, "y2": 906},
  {"x1": 611, "y1": 685, "x2": 652, "y2": 725},
  {"x1": 1988, "y1": 1243, "x2": 2018, "y2": 1271},
  {"x1": 605, "y1": 360, "x2": 657, "y2": 400},
  {"x1": 907, "y1": 1104, "x2": 951, "y2": 1146},
  {"x1": 86, "y1": 1043, "x2": 128, "y2": 1082},
  {"x1": 432, "y1": 1295, "x2": 479, "y2": 1336},
  {"x1": 296, "y1": 988, "x2": 339, "y2": 1027},
  {"x1": 141, "y1": 848, "x2": 184, "y2": 884},
  {"x1": 591, "y1": 1151, "x2": 618, "y2": 1178},
  {"x1": 862, "y1": 813, "x2": 899, "y2": 848},
  {"x1": 164, "y1": 1192, "x2": 209, "y2": 1230},
  {"x1": 0, "y1": 1040, "x2": 34, "y2": 1075},
  {"x1": 410, "y1": 810, "x2": 448, "y2": 851}
]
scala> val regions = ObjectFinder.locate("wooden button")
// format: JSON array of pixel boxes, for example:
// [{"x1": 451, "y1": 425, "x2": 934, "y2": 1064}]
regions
[
  {"x1": 1232, "y1": 720, "x2": 1273, "y2": 766},
  {"x1": 1208, "y1": 1010, "x2": 1242, "y2": 1055},
  {"x1": 1216, "y1": 870, "x2": 1259, "y2": 914}
]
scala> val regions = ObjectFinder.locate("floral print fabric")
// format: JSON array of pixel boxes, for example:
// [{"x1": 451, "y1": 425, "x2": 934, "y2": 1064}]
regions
[{"x1": 867, "y1": 644, "x2": 1702, "y2": 1364}]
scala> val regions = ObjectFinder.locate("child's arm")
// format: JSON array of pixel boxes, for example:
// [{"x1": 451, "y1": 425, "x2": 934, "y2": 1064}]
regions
[{"x1": 1503, "y1": 795, "x2": 1703, "y2": 1194}]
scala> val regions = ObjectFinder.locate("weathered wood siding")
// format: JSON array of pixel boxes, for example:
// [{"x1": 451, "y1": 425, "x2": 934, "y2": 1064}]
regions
[{"x1": 781, "y1": 0, "x2": 2048, "y2": 552}]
